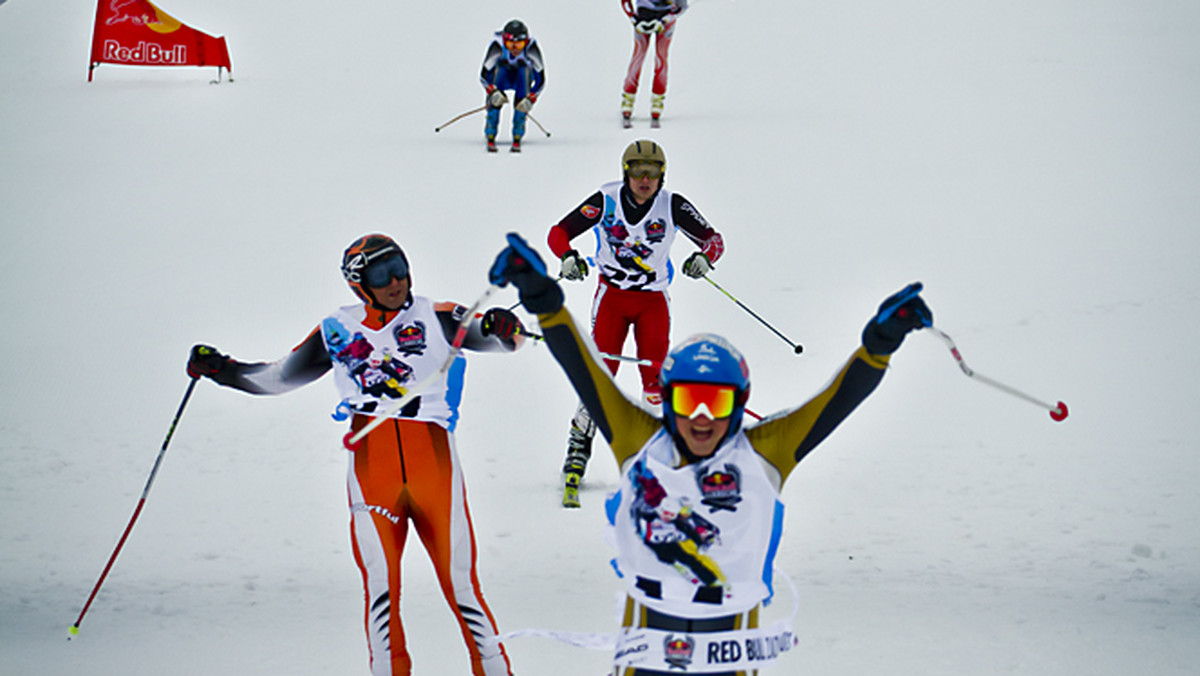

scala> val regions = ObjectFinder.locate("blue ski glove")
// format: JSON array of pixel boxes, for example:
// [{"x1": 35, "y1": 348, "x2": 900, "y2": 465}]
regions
[
  {"x1": 862, "y1": 282, "x2": 933, "y2": 355},
  {"x1": 489, "y1": 233, "x2": 563, "y2": 314}
]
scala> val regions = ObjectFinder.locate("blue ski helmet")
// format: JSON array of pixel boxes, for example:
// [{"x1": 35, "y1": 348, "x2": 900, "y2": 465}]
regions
[{"x1": 659, "y1": 333, "x2": 751, "y2": 440}]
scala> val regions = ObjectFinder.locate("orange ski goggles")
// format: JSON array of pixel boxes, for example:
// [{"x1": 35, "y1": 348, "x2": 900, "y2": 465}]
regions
[{"x1": 671, "y1": 382, "x2": 737, "y2": 420}]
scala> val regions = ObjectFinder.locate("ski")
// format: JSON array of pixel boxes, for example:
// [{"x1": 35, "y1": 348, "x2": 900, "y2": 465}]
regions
[
  {"x1": 619, "y1": 115, "x2": 661, "y2": 129},
  {"x1": 562, "y1": 472, "x2": 582, "y2": 508}
]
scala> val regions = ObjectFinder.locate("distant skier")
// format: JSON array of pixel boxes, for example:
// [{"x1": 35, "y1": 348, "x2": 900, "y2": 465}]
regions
[
  {"x1": 480, "y1": 18, "x2": 545, "y2": 153},
  {"x1": 620, "y1": 0, "x2": 688, "y2": 126},
  {"x1": 489, "y1": 233, "x2": 933, "y2": 675},
  {"x1": 546, "y1": 139, "x2": 724, "y2": 507},
  {"x1": 187, "y1": 234, "x2": 524, "y2": 676}
]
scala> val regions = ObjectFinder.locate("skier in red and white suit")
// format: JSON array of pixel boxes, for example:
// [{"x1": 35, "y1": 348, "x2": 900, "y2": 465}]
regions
[
  {"x1": 621, "y1": 0, "x2": 689, "y2": 123},
  {"x1": 547, "y1": 140, "x2": 723, "y2": 504},
  {"x1": 186, "y1": 234, "x2": 522, "y2": 676}
]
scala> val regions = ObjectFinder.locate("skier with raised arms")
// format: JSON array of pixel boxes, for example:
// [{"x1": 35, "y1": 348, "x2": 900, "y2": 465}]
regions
[
  {"x1": 186, "y1": 234, "x2": 523, "y2": 676},
  {"x1": 489, "y1": 233, "x2": 932, "y2": 675}
]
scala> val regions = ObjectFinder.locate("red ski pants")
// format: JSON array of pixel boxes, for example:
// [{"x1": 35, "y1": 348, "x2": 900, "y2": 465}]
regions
[
  {"x1": 347, "y1": 416, "x2": 512, "y2": 676},
  {"x1": 591, "y1": 283, "x2": 671, "y2": 396},
  {"x1": 623, "y1": 18, "x2": 678, "y2": 96}
]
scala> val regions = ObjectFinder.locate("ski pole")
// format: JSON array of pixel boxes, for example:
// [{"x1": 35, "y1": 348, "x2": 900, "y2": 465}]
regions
[
  {"x1": 520, "y1": 330, "x2": 656, "y2": 366},
  {"x1": 345, "y1": 285, "x2": 499, "y2": 447},
  {"x1": 527, "y1": 113, "x2": 552, "y2": 138},
  {"x1": 434, "y1": 105, "x2": 488, "y2": 132},
  {"x1": 927, "y1": 326, "x2": 1068, "y2": 422},
  {"x1": 70, "y1": 376, "x2": 200, "y2": 638},
  {"x1": 703, "y1": 276, "x2": 803, "y2": 354}
]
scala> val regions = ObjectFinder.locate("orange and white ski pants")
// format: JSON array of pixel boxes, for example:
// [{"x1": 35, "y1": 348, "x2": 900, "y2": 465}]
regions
[{"x1": 347, "y1": 415, "x2": 512, "y2": 676}]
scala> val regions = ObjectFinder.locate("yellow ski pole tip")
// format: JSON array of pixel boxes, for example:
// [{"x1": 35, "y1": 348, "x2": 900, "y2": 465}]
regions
[{"x1": 68, "y1": 625, "x2": 79, "y2": 637}]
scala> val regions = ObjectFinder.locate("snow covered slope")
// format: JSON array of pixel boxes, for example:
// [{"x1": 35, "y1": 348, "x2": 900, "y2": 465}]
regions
[{"x1": 1, "y1": 1, "x2": 1198, "y2": 674}]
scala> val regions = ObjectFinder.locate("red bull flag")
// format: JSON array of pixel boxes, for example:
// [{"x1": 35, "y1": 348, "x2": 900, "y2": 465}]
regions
[{"x1": 88, "y1": 0, "x2": 232, "y2": 81}]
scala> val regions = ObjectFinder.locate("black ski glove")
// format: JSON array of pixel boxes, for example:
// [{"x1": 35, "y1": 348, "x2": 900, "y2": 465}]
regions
[
  {"x1": 481, "y1": 307, "x2": 523, "y2": 340},
  {"x1": 187, "y1": 344, "x2": 234, "y2": 380},
  {"x1": 559, "y1": 249, "x2": 589, "y2": 281},
  {"x1": 489, "y1": 233, "x2": 564, "y2": 314},
  {"x1": 862, "y1": 283, "x2": 933, "y2": 355}
]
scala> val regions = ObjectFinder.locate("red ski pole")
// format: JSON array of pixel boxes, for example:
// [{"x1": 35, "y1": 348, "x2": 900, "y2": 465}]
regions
[
  {"x1": 927, "y1": 326, "x2": 1068, "y2": 422},
  {"x1": 70, "y1": 376, "x2": 200, "y2": 638}
]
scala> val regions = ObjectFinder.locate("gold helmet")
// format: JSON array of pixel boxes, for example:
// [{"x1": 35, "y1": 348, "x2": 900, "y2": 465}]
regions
[{"x1": 621, "y1": 139, "x2": 666, "y2": 177}]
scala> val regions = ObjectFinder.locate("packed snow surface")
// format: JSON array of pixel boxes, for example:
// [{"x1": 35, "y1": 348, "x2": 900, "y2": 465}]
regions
[{"x1": 2, "y1": 1, "x2": 1198, "y2": 674}]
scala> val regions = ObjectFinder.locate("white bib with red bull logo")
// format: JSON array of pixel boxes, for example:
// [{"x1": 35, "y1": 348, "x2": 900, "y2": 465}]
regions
[
  {"x1": 319, "y1": 295, "x2": 463, "y2": 429},
  {"x1": 589, "y1": 181, "x2": 678, "y2": 292},
  {"x1": 606, "y1": 428, "x2": 785, "y2": 619}
]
